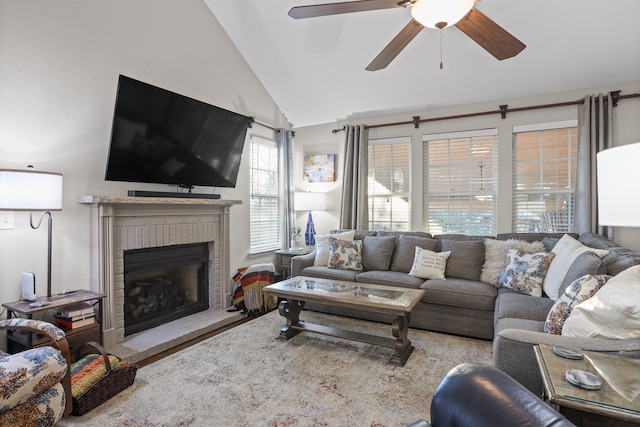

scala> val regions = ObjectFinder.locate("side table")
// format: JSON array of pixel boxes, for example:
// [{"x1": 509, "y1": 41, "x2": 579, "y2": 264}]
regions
[
  {"x1": 3, "y1": 290, "x2": 106, "y2": 362},
  {"x1": 274, "y1": 248, "x2": 312, "y2": 280},
  {"x1": 534, "y1": 343, "x2": 640, "y2": 426}
]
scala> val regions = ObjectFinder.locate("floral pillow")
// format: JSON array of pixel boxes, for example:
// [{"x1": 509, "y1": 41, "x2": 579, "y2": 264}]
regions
[
  {"x1": 496, "y1": 249, "x2": 556, "y2": 297},
  {"x1": 544, "y1": 274, "x2": 611, "y2": 334},
  {"x1": 327, "y1": 237, "x2": 363, "y2": 271}
]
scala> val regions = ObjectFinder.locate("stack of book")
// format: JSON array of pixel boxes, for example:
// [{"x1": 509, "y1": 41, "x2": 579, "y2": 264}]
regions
[{"x1": 54, "y1": 302, "x2": 96, "y2": 329}]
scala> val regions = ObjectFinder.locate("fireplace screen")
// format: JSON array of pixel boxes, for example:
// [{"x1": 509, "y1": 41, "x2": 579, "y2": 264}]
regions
[{"x1": 124, "y1": 243, "x2": 209, "y2": 336}]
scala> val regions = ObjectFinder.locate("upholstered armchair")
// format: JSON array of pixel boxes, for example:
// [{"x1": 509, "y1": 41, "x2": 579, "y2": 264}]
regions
[{"x1": 0, "y1": 318, "x2": 72, "y2": 426}]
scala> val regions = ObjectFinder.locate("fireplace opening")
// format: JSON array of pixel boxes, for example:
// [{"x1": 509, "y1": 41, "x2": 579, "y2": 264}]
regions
[{"x1": 124, "y1": 243, "x2": 209, "y2": 336}]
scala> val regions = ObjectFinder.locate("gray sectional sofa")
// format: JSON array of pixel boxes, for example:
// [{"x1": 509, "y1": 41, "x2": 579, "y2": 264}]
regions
[{"x1": 290, "y1": 230, "x2": 640, "y2": 394}]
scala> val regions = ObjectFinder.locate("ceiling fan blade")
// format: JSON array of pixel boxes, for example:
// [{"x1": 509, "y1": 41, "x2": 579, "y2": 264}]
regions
[
  {"x1": 289, "y1": 0, "x2": 404, "y2": 19},
  {"x1": 366, "y1": 18, "x2": 424, "y2": 71},
  {"x1": 455, "y1": 8, "x2": 526, "y2": 60}
]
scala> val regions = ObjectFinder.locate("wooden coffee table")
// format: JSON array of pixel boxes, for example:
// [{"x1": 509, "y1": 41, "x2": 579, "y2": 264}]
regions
[{"x1": 264, "y1": 276, "x2": 425, "y2": 367}]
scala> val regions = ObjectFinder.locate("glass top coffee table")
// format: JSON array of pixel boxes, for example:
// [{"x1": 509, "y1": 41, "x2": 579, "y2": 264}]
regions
[
  {"x1": 264, "y1": 276, "x2": 426, "y2": 367},
  {"x1": 534, "y1": 343, "x2": 640, "y2": 424}
]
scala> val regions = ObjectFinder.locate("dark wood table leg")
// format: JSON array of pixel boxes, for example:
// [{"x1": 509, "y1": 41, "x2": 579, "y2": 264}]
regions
[
  {"x1": 389, "y1": 313, "x2": 413, "y2": 367},
  {"x1": 277, "y1": 299, "x2": 305, "y2": 340}
]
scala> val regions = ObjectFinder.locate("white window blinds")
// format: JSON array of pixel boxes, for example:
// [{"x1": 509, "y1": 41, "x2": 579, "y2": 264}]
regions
[
  {"x1": 368, "y1": 137, "x2": 412, "y2": 231},
  {"x1": 250, "y1": 137, "x2": 281, "y2": 253},
  {"x1": 512, "y1": 121, "x2": 578, "y2": 233},
  {"x1": 423, "y1": 129, "x2": 498, "y2": 236}
]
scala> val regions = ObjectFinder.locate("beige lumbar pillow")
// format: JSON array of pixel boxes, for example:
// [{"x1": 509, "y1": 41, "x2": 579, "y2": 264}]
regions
[
  {"x1": 481, "y1": 239, "x2": 546, "y2": 284},
  {"x1": 313, "y1": 230, "x2": 355, "y2": 266},
  {"x1": 408, "y1": 247, "x2": 451, "y2": 280},
  {"x1": 562, "y1": 265, "x2": 640, "y2": 339}
]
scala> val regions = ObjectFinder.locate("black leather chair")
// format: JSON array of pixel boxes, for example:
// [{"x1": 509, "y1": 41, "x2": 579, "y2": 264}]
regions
[{"x1": 408, "y1": 363, "x2": 575, "y2": 427}]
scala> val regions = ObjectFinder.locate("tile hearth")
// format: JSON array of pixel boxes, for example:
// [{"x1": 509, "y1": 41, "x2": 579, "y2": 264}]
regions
[{"x1": 112, "y1": 308, "x2": 244, "y2": 364}]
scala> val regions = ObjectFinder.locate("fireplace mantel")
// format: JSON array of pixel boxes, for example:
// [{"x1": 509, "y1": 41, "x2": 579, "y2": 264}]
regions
[{"x1": 79, "y1": 195, "x2": 241, "y2": 351}]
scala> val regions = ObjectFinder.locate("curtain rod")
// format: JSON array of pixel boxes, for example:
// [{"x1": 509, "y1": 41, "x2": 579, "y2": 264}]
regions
[
  {"x1": 331, "y1": 90, "x2": 639, "y2": 133},
  {"x1": 249, "y1": 117, "x2": 278, "y2": 132}
]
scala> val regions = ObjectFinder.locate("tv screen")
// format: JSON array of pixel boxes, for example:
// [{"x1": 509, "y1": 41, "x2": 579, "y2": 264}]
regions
[{"x1": 105, "y1": 75, "x2": 252, "y2": 189}]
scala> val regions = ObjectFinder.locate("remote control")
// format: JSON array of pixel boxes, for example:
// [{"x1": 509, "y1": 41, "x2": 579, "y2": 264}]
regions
[{"x1": 29, "y1": 301, "x2": 50, "y2": 308}]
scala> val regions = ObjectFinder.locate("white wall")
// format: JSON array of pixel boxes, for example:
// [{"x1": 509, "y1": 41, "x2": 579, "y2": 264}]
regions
[
  {"x1": 293, "y1": 80, "x2": 640, "y2": 250},
  {"x1": 0, "y1": 0, "x2": 287, "y2": 309}
]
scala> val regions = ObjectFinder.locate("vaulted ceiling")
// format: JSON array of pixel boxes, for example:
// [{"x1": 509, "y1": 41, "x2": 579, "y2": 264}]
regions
[{"x1": 205, "y1": 0, "x2": 640, "y2": 127}]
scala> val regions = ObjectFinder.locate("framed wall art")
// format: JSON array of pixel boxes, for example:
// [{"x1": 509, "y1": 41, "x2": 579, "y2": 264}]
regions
[{"x1": 303, "y1": 154, "x2": 335, "y2": 183}]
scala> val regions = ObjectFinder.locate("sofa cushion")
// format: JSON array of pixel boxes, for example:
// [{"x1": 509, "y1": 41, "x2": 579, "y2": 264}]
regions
[
  {"x1": 496, "y1": 249, "x2": 555, "y2": 297},
  {"x1": 543, "y1": 234, "x2": 609, "y2": 300},
  {"x1": 440, "y1": 239, "x2": 484, "y2": 281},
  {"x1": 389, "y1": 235, "x2": 438, "y2": 273},
  {"x1": 356, "y1": 270, "x2": 426, "y2": 289},
  {"x1": 494, "y1": 291, "x2": 556, "y2": 324},
  {"x1": 361, "y1": 235, "x2": 395, "y2": 271},
  {"x1": 299, "y1": 265, "x2": 359, "y2": 282},
  {"x1": 544, "y1": 274, "x2": 611, "y2": 335},
  {"x1": 409, "y1": 247, "x2": 451, "y2": 280},
  {"x1": 557, "y1": 251, "x2": 606, "y2": 297},
  {"x1": 314, "y1": 230, "x2": 355, "y2": 266},
  {"x1": 496, "y1": 232, "x2": 578, "y2": 243},
  {"x1": 420, "y1": 279, "x2": 497, "y2": 311},
  {"x1": 327, "y1": 237, "x2": 363, "y2": 270},
  {"x1": 563, "y1": 265, "x2": 640, "y2": 339},
  {"x1": 481, "y1": 239, "x2": 546, "y2": 284}
]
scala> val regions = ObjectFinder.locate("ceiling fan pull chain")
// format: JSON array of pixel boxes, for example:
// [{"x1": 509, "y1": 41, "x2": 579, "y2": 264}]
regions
[{"x1": 439, "y1": 28, "x2": 444, "y2": 69}]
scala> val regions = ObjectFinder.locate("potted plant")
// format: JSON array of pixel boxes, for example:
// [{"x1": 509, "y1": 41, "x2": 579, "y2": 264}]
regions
[{"x1": 290, "y1": 226, "x2": 302, "y2": 249}]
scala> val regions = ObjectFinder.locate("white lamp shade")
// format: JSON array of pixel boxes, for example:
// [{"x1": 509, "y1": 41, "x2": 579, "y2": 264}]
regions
[
  {"x1": 294, "y1": 192, "x2": 327, "y2": 211},
  {"x1": 411, "y1": 0, "x2": 475, "y2": 29},
  {"x1": 0, "y1": 169, "x2": 63, "y2": 211},
  {"x1": 597, "y1": 142, "x2": 640, "y2": 227}
]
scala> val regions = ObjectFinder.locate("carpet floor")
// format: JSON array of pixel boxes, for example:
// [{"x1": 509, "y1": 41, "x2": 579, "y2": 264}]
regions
[{"x1": 57, "y1": 310, "x2": 492, "y2": 427}]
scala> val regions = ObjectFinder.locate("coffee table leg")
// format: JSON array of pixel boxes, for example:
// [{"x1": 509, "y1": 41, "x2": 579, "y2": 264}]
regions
[
  {"x1": 277, "y1": 299, "x2": 305, "y2": 340},
  {"x1": 389, "y1": 313, "x2": 414, "y2": 367}
]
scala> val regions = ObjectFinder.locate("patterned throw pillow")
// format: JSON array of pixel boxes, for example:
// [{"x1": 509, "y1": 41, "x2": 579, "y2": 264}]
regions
[
  {"x1": 408, "y1": 247, "x2": 451, "y2": 280},
  {"x1": 327, "y1": 237, "x2": 363, "y2": 270},
  {"x1": 496, "y1": 249, "x2": 556, "y2": 297},
  {"x1": 545, "y1": 274, "x2": 611, "y2": 334}
]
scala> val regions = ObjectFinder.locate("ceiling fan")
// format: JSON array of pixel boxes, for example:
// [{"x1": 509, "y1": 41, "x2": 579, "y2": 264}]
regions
[{"x1": 288, "y1": 0, "x2": 526, "y2": 71}]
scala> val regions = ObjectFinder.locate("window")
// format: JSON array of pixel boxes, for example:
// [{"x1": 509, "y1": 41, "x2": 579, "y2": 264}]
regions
[
  {"x1": 250, "y1": 136, "x2": 280, "y2": 253},
  {"x1": 368, "y1": 137, "x2": 411, "y2": 231},
  {"x1": 512, "y1": 121, "x2": 578, "y2": 233},
  {"x1": 423, "y1": 129, "x2": 498, "y2": 236}
]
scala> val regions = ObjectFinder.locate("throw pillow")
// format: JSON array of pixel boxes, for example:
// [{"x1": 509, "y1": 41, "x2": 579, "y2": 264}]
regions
[
  {"x1": 389, "y1": 235, "x2": 439, "y2": 273},
  {"x1": 496, "y1": 249, "x2": 556, "y2": 297},
  {"x1": 480, "y1": 239, "x2": 546, "y2": 284},
  {"x1": 408, "y1": 247, "x2": 451, "y2": 280},
  {"x1": 440, "y1": 239, "x2": 485, "y2": 281},
  {"x1": 327, "y1": 237, "x2": 363, "y2": 271},
  {"x1": 313, "y1": 230, "x2": 355, "y2": 266},
  {"x1": 557, "y1": 251, "x2": 605, "y2": 297},
  {"x1": 542, "y1": 234, "x2": 609, "y2": 301},
  {"x1": 562, "y1": 265, "x2": 640, "y2": 339},
  {"x1": 361, "y1": 235, "x2": 396, "y2": 271},
  {"x1": 544, "y1": 274, "x2": 611, "y2": 334}
]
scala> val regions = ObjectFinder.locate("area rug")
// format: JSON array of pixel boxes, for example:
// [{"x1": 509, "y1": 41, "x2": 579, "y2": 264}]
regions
[{"x1": 58, "y1": 310, "x2": 492, "y2": 427}]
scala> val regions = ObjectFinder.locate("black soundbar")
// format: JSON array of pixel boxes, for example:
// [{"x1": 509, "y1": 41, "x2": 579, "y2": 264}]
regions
[{"x1": 127, "y1": 190, "x2": 221, "y2": 199}]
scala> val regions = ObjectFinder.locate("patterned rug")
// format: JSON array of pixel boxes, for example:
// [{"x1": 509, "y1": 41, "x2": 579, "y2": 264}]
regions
[{"x1": 58, "y1": 310, "x2": 492, "y2": 427}]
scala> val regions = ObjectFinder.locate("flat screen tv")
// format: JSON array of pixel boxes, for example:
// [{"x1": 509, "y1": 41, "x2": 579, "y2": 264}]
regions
[{"x1": 105, "y1": 75, "x2": 252, "y2": 191}]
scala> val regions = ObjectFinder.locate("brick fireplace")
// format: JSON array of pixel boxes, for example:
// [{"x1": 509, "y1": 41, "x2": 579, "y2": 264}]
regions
[{"x1": 79, "y1": 196, "x2": 241, "y2": 357}]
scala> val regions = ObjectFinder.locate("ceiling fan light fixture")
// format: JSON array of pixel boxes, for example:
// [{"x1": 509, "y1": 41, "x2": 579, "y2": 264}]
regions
[{"x1": 410, "y1": 0, "x2": 475, "y2": 29}]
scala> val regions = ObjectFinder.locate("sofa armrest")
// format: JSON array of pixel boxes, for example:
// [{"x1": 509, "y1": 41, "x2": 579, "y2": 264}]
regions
[
  {"x1": 493, "y1": 328, "x2": 640, "y2": 394},
  {"x1": 291, "y1": 250, "x2": 316, "y2": 277},
  {"x1": 0, "y1": 318, "x2": 73, "y2": 415}
]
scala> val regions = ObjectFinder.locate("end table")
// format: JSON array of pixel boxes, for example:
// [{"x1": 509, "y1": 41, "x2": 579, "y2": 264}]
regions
[{"x1": 274, "y1": 248, "x2": 312, "y2": 280}]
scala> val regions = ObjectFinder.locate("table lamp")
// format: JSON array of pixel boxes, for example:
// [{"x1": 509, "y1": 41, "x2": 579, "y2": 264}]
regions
[
  {"x1": 0, "y1": 167, "x2": 63, "y2": 297},
  {"x1": 294, "y1": 192, "x2": 327, "y2": 246},
  {"x1": 597, "y1": 142, "x2": 640, "y2": 227}
]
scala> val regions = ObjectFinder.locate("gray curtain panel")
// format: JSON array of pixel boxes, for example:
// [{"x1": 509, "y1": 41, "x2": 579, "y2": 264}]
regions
[
  {"x1": 278, "y1": 129, "x2": 296, "y2": 247},
  {"x1": 340, "y1": 124, "x2": 369, "y2": 229},
  {"x1": 574, "y1": 93, "x2": 613, "y2": 237}
]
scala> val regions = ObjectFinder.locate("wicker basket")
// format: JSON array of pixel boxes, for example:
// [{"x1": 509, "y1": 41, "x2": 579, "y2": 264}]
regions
[{"x1": 71, "y1": 341, "x2": 137, "y2": 416}]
